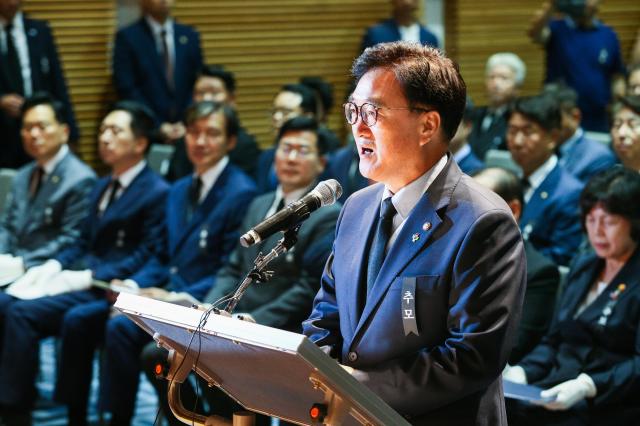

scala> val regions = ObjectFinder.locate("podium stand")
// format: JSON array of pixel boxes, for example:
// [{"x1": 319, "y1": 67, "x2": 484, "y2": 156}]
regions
[{"x1": 114, "y1": 293, "x2": 410, "y2": 426}]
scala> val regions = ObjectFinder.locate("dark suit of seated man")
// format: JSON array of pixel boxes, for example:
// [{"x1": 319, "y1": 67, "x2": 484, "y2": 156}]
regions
[
  {"x1": 473, "y1": 167, "x2": 560, "y2": 364},
  {"x1": 360, "y1": 0, "x2": 438, "y2": 52},
  {"x1": 507, "y1": 94, "x2": 584, "y2": 266},
  {"x1": 0, "y1": 94, "x2": 96, "y2": 286},
  {"x1": 451, "y1": 97, "x2": 485, "y2": 175},
  {"x1": 135, "y1": 116, "x2": 341, "y2": 426},
  {"x1": 99, "y1": 102, "x2": 262, "y2": 426},
  {"x1": 0, "y1": 101, "x2": 169, "y2": 426},
  {"x1": 303, "y1": 43, "x2": 526, "y2": 426},
  {"x1": 543, "y1": 83, "x2": 617, "y2": 183}
]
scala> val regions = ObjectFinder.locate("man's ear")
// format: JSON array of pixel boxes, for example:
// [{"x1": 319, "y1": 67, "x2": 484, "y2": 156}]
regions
[
  {"x1": 226, "y1": 135, "x2": 237, "y2": 152},
  {"x1": 135, "y1": 137, "x2": 149, "y2": 155},
  {"x1": 419, "y1": 110, "x2": 441, "y2": 147}
]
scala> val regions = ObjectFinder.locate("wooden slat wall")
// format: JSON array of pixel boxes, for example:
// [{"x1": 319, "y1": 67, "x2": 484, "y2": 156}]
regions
[
  {"x1": 172, "y1": 0, "x2": 391, "y2": 148},
  {"x1": 445, "y1": 1, "x2": 640, "y2": 107},
  {"x1": 22, "y1": 0, "x2": 116, "y2": 169}
]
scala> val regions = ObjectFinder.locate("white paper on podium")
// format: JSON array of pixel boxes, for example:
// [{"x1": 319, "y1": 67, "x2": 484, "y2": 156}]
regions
[{"x1": 114, "y1": 293, "x2": 410, "y2": 426}]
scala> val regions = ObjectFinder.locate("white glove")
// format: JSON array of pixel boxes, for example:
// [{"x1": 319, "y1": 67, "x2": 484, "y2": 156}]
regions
[
  {"x1": 540, "y1": 373, "x2": 597, "y2": 411},
  {"x1": 502, "y1": 364, "x2": 528, "y2": 384},
  {"x1": 46, "y1": 269, "x2": 93, "y2": 296},
  {"x1": 6, "y1": 259, "x2": 62, "y2": 299},
  {"x1": 0, "y1": 254, "x2": 25, "y2": 285}
]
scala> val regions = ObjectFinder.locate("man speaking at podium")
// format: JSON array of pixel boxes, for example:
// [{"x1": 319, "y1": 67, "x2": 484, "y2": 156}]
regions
[{"x1": 303, "y1": 42, "x2": 526, "y2": 425}]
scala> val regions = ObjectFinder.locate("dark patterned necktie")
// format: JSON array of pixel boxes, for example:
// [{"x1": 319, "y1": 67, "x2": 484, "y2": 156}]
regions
[
  {"x1": 105, "y1": 179, "x2": 121, "y2": 210},
  {"x1": 29, "y1": 166, "x2": 44, "y2": 198},
  {"x1": 4, "y1": 24, "x2": 24, "y2": 95},
  {"x1": 366, "y1": 197, "x2": 397, "y2": 293},
  {"x1": 160, "y1": 29, "x2": 173, "y2": 89}
]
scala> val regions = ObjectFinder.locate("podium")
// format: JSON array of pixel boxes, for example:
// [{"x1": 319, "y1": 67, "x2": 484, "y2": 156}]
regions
[{"x1": 114, "y1": 293, "x2": 410, "y2": 426}]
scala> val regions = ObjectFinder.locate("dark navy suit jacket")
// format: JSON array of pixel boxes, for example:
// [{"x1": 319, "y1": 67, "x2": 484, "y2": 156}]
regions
[
  {"x1": 559, "y1": 132, "x2": 618, "y2": 183},
  {"x1": 55, "y1": 165, "x2": 169, "y2": 281},
  {"x1": 456, "y1": 148, "x2": 485, "y2": 175},
  {"x1": 520, "y1": 163, "x2": 584, "y2": 266},
  {"x1": 304, "y1": 157, "x2": 526, "y2": 425},
  {"x1": 130, "y1": 163, "x2": 257, "y2": 300},
  {"x1": 360, "y1": 18, "x2": 439, "y2": 51},
  {"x1": 325, "y1": 144, "x2": 368, "y2": 204},
  {"x1": 112, "y1": 18, "x2": 203, "y2": 124},
  {"x1": 520, "y1": 248, "x2": 640, "y2": 415},
  {"x1": 0, "y1": 16, "x2": 78, "y2": 168}
]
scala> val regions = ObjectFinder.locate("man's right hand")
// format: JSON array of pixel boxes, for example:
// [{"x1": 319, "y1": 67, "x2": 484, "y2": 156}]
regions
[{"x1": 0, "y1": 94, "x2": 25, "y2": 118}]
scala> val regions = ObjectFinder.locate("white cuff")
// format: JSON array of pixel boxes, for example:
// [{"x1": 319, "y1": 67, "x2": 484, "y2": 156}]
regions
[{"x1": 576, "y1": 373, "x2": 597, "y2": 398}]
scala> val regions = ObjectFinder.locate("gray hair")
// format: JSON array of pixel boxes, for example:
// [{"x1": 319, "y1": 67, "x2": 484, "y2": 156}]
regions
[{"x1": 486, "y1": 53, "x2": 527, "y2": 86}]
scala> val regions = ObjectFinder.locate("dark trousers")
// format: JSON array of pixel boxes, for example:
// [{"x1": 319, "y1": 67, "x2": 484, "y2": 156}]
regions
[
  {"x1": 54, "y1": 298, "x2": 111, "y2": 426},
  {"x1": 0, "y1": 289, "x2": 100, "y2": 409}
]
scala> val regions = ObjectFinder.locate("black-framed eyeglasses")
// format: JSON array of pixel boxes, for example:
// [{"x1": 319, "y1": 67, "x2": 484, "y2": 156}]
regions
[{"x1": 343, "y1": 102, "x2": 432, "y2": 127}]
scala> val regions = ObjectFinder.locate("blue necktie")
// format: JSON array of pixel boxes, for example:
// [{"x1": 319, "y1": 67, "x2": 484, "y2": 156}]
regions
[{"x1": 366, "y1": 197, "x2": 396, "y2": 293}]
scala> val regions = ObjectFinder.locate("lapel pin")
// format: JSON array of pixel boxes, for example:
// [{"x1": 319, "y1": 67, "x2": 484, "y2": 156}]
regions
[
  {"x1": 52, "y1": 175, "x2": 60, "y2": 184},
  {"x1": 411, "y1": 233, "x2": 420, "y2": 243},
  {"x1": 179, "y1": 35, "x2": 188, "y2": 44},
  {"x1": 422, "y1": 222, "x2": 431, "y2": 231},
  {"x1": 540, "y1": 191, "x2": 549, "y2": 200}
]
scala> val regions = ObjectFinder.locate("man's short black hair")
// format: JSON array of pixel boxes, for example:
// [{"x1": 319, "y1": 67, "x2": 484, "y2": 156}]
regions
[
  {"x1": 542, "y1": 82, "x2": 579, "y2": 112},
  {"x1": 351, "y1": 42, "x2": 467, "y2": 140},
  {"x1": 580, "y1": 166, "x2": 640, "y2": 241},
  {"x1": 280, "y1": 83, "x2": 317, "y2": 116},
  {"x1": 471, "y1": 167, "x2": 524, "y2": 207},
  {"x1": 184, "y1": 101, "x2": 239, "y2": 139},
  {"x1": 511, "y1": 94, "x2": 561, "y2": 132},
  {"x1": 109, "y1": 100, "x2": 157, "y2": 141},
  {"x1": 199, "y1": 64, "x2": 236, "y2": 94},
  {"x1": 612, "y1": 95, "x2": 640, "y2": 117},
  {"x1": 300, "y1": 76, "x2": 334, "y2": 114},
  {"x1": 277, "y1": 116, "x2": 327, "y2": 156},
  {"x1": 21, "y1": 92, "x2": 68, "y2": 125}
]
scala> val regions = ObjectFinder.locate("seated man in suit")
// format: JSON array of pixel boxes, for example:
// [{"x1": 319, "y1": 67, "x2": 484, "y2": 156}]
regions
[
  {"x1": 469, "y1": 52, "x2": 526, "y2": 159},
  {"x1": 473, "y1": 167, "x2": 560, "y2": 364},
  {"x1": 137, "y1": 116, "x2": 341, "y2": 426},
  {"x1": 611, "y1": 95, "x2": 640, "y2": 172},
  {"x1": 0, "y1": 101, "x2": 169, "y2": 426},
  {"x1": 451, "y1": 97, "x2": 485, "y2": 175},
  {"x1": 113, "y1": 0, "x2": 203, "y2": 143},
  {"x1": 0, "y1": 93, "x2": 95, "y2": 285},
  {"x1": 543, "y1": 83, "x2": 617, "y2": 183},
  {"x1": 360, "y1": 0, "x2": 438, "y2": 51},
  {"x1": 167, "y1": 64, "x2": 261, "y2": 180},
  {"x1": 256, "y1": 83, "x2": 317, "y2": 193},
  {"x1": 325, "y1": 136, "x2": 369, "y2": 203},
  {"x1": 0, "y1": 0, "x2": 79, "y2": 168},
  {"x1": 99, "y1": 101, "x2": 260, "y2": 426},
  {"x1": 304, "y1": 42, "x2": 526, "y2": 425},
  {"x1": 507, "y1": 94, "x2": 584, "y2": 266}
]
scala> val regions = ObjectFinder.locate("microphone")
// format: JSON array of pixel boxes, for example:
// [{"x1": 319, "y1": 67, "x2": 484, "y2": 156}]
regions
[{"x1": 240, "y1": 179, "x2": 342, "y2": 247}]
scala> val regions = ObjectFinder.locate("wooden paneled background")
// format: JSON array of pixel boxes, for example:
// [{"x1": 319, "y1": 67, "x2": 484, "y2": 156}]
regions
[{"x1": 22, "y1": 0, "x2": 640, "y2": 169}]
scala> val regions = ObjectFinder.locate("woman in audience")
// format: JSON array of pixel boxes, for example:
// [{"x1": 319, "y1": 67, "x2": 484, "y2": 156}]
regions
[
  {"x1": 611, "y1": 95, "x2": 640, "y2": 172},
  {"x1": 504, "y1": 166, "x2": 640, "y2": 426}
]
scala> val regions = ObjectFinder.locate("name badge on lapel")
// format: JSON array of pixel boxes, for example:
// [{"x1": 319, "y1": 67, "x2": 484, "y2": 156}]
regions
[{"x1": 401, "y1": 277, "x2": 419, "y2": 336}]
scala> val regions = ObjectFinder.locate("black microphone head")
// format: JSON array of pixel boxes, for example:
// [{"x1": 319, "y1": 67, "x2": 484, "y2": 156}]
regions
[{"x1": 314, "y1": 179, "x2": 343, "y2": 206}]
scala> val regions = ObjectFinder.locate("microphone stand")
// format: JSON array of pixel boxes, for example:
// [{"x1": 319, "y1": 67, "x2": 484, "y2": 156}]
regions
[{"x1": 224, "y1": 224, "x2": 301, "y2": 314}]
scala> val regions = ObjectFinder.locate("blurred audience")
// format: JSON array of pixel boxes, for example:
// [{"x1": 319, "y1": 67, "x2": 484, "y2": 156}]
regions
[
  {"x1": 468, "y1": 53, "x2": 526, "y2": 159},
  {"x1": 627, "y1": 64, "x2": 640, "y2": 97},
  {"x1": 505, "y1": 166, "x2": 640, "y2": 426},
  {"x1": 0, "y1": 0, "x2": 78, "y2": 168},
  {"x1": 507, "y1": 94, "x2": 584, "y2": 266},
  {"x1": 0, "y1": 101, "x2": 169, "y2": 426},
  {"x1": 167, "y1": 65, "x2": 261, "y2": 180},
  {"x1": 528, "y1": 0, "x2": 625, "y2": 132},
  {"x1": 611, "y1": 95, "x2": 640, "y2": 172},
  {"x1": 300, "y1": 76, "x2": 342, "y2": 152},
  {"x1": 112, "y1": 0, "x2": 203, "y2": 144},
  {"x1": 452, "y1": 97, "x2": 485, "y2": 175},
  {"x1": 473, "y1": 167, "x2": 560, "y2": 364},
  {"x1": 543, "y1": 83, "x2": 617, "y2": 183},
  {"x1": 360, "y1": 0, "x2": 438, "y2": 52},
  {"x1": 99, "y1": 101, "x2": 257, "y2": 426},
  {"x1": 139, "y1": 116, "x2": 340, "y2": 425},
  {"x1": 0, "y1": 94, "x2": 95, "y2": 285}
]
